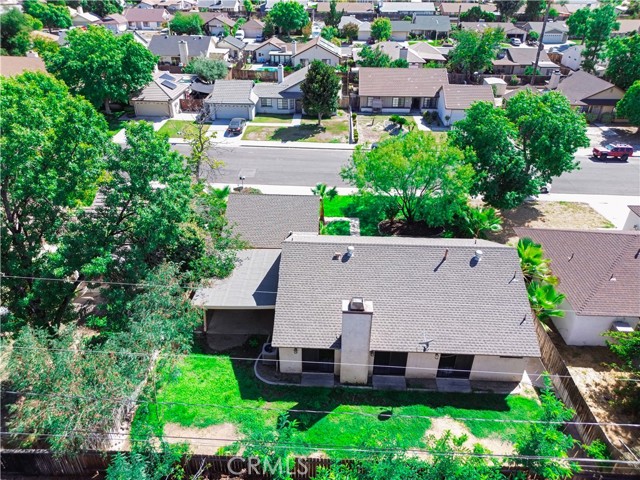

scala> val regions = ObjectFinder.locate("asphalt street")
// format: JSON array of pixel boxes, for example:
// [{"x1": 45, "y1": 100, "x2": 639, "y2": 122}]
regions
[{"x1": 174, "y1": 145, "x2": 640, "y2": 196}]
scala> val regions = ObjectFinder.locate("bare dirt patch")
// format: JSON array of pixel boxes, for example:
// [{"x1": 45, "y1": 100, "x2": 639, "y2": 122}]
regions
[
  {"x1": 355, "y1": 114, "x2": 414, "y2": 144},
  {"x1": 424, "y1": 417, "x2": 514, "y2": 456},
  {"x1": 587, "y1": 125, "x2": 639, "y2": 150},
  {"x1": 164, "y1": 422, "x2": 242, "y2": 455}
]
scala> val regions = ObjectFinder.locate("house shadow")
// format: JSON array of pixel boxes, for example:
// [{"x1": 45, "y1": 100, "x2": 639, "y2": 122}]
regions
[{"x1": 272, "y1": 125, "x2": 324, "y2": 143}]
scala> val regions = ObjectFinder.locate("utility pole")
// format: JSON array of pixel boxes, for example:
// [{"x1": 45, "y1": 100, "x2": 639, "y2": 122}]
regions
[{"x1": 531, "y1": 1, "x2": 552, "y2": 86}]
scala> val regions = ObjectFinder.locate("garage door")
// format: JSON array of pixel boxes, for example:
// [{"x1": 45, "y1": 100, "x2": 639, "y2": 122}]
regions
[
  {"x1": 543, "y1": 32, "x2": 564, "y2": 43},
  {"x1": 214, "y1": 104, "x2": 254, "y2": 120},
  {"x1": 133, "y1": 101, "x2": 170, "y2": 117}
]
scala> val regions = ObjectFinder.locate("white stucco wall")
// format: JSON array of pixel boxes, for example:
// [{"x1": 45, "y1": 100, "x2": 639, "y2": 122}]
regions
[
  {"x1": 294, "y1": 47, "x2": 340, "y2": 67},
  {"x1": 623, "y1": 210, "x2": 640, "y2": 230},
  {"x1": 405, "y1": 352, "x2": 439, "y2": 378},
  {"x1": 469, "y1": 355, "x2": 527, "y2": 382},
  {"x1": 279, "y1": 347, "x2": 302, "y2": 373}
]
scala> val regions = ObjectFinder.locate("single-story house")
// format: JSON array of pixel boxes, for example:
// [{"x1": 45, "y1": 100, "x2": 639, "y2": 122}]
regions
[
  {"x1": 206, "y1": 79, "x2": 258, "y2": 119},
  {"x1": 124, "y1": 7, "x2": 172, "y2": 30},
  {"x1": 439, "y1": 2, "x2": 497, "y2": 17},
  {"x1": 554, "y1": 70, "x2": 625, "y2": 121},
  {"x1": 131, "y1": 72, "x2": 192, "y2": 117},
  {"x1": 358, "y1": 67, "x2": 449, "y2": 113},
  {"x1": 560, "y1": 44, "x2": 584, "y2": 71},
  {"x1": 492, "y1": 47, "x2": 557, "y2": 76},
  {"x1": 137, "y1": 0, "x2": 161, "y2": 8},
  {"x1": 515, "y1": 228, "x2": 640, "y2": 346},
  {"x1": 624, "y1": 206, "x2": 640, "y2": 231},
  {"x1": 338, "y1": 16, "x2": 371, "y2": 41},
  {"x1": 550, "y1": 1, "x2": 599, "y2": 19},
  {"x1": 408, "y1": 41, "x2": 446, "y2": 63},
  {"x1": 0, "y1": 54, "x2": 46, "y2": 77},
  {"x1": 354, "y1": 42, "x2": 426, "y2": 68},
  {"x1": 242, "y1": 18, "x2": 265, "y2": 39},
  {"x1": 100, "y1": 13, "x2": 128, "y2": 33},
  {"x1": 217, "y1": 35, "x2": 246, "y2": 60},
  {"x1": 148, "y1": 34, "x2": 219, "y2": 66},
  {"x1": 502, "y1": 85, "x2": 541, "y2": 101},
  {"x1": 292, "y1": 36, "x2": 342, "y2": 67},
  {"x1": 318, "y1": 2, "x2": 376, "y2": 19},
  {"x1": 390, "y1": 15, "x2": 451, "y2": 41},
  {"x1": 611, "y1": 19, "x2": 640, "y2": 36},
  {"x1": 69, "y1": 6, "x2": 101, "y2": 27},
  {"x1": 198, "y1": 0, "x2": 241, "y2": 13},
  {"x1": 437, "y1": 84, "x2": 494, "y2": 126},
  {"x1": 522, "y1": 21, "x2": 568, "y2": 44},
  {"x1": 156, "y1": 0, "x2": 198, "y2": 12},
  {"x1": 199, "y1": 12, "x2": 236, "y2": 36},
  {"x1": 460, "y1": 22, "x2": 526, "y2": 42},
  {"x1": 379, "y1": 1, "x2": 436, "y2": 17}
]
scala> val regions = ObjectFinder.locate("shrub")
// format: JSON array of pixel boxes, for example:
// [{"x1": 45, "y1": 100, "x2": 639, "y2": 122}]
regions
[
  {"x1": 509, "y1": 75, "x2": 519, "y2": 86},
  {"x1": 323, "y1": 220, "x2": 351, "y2": 235}
]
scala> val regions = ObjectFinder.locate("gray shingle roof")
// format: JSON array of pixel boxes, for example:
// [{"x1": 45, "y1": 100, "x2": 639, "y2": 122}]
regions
[
  {"x1": 356, "y1": 42, "x2": 425, "y2": 64},
  {"x1": 253, "y1": 65, "x2": 309, "y2": 99},
  {"x1": 131, "y1": 72, "x2": 192, "y2": 101},
  {"x1": 317, "y1": 2, "x2": 374, "y2": 13},
  {"x1": 123, "y1": 7, "x2": 170, "y2": 22},
  {"x1": 358, "y1": 67, "x2": 448, "y2": 97},
  {"x1": 441, "y1": 84, "x2": 494, "y2": 109},
  {"x1": 206, "y1": 79, "x2": 256, "y2": 104},
  {"x1": 515, "y1": 228, "x2": 640, "y2": 317},
  {"x1": 556, "y1": 70, "x2": 618, "y2": 106},
  {"x1": 629, "y1": 205, "x2": 640, "y2": 217},
  {"x1": 524, "y1": 21, "x2": 569, "y2": 34},
  {"x1": 380, "y1": 2, "x2": 435, "y2": 13},
  {"x1": 272, "y1": 234, "x2": 539, "y2": 357},
  {"x1": 225, "y1": 194, "x2": 319, "y2": 248},
  {"x1": 505, "y1": 47, "x2": 551, "y2": 66},
  {"x1": 408, "y1": 42, "x2": 446, "y2": 61},
  {"x1": 220, "y1": 35, "x2": 246, "y2": 49},
  {"x1": 148, "y1": 35, "x2": 215, "y2": 57},
  {"x1": 440, "y1": 2, "x2": 496, "y2": 14},
  {"x1": 411, "y1": 15, "x2": 451, "y2": 32},
  {"x1": 460, "y1": 22, "x2": 526, "y2": 35}
]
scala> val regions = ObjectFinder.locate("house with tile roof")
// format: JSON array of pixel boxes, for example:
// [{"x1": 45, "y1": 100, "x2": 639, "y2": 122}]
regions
[
  {"x1": 436, "y1": 84, "x2": 495, "y2": 126},
  {"x1": 124, "y1": 7, "x2": 172, "y2": 29},
  {"x1": 0, "y1": 55, "x2": 47, "y2": 77},
  {"x1": 390, "y1": 16, "x2": 451, "y2": 41},
  {"x1": 131, "y1": 72, "x2": 193, "y2": 117},
  {"x1": 515, "y1": 228, "x2": 640, "y2": 346},
  {"x1": 553, "y1": 70, "x2": 625, "y2": 122},
  {"x1": 358, "y1": 67, "x2": 449, "y2": 113},
  {"x1": 492, "y1": 47, "x2": 557, "y2": 76},
  {"x1": 353, "y1": 42, "x2": 427, "y2": 67}
]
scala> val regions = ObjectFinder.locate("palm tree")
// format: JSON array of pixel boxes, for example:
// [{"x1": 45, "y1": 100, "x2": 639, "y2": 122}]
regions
[
  {"x1": 527, "y1": 282, "x2": 566, "y2": 329},
  {"x1": 462, "y1": 206, "x2": 502, "y2": 239},
  {"x1": 311, "y1": 182, "x2": 338, "y2": 225},
  {"x1": 517, "y1": 237, "x2": 558, "y2": 285}
]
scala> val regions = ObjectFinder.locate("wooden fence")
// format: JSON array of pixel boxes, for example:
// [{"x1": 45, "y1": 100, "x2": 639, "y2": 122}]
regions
[
  {"x1": 180, "y1": 98, "x2": 204, "y2": 112},
  {"x1": 448, "y1": 73, "x2": 551, "y2": 86}
]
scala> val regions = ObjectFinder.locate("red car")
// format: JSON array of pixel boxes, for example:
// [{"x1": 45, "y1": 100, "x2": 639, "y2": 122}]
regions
[{"x1": 592, "y1": 143, "x2": 633, "y2": 161}]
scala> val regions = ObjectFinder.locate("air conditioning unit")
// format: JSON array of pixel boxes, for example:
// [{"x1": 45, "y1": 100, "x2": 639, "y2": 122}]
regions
[
  {"x1": 261, "y1": 342, "x2": 278, "y2": 366},
  {"x1": 610, "y1": 321, "x2": 634, "y2": 333}
]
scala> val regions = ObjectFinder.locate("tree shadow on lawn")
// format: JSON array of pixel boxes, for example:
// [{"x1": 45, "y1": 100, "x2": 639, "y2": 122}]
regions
[
  {"x1": 271, "y1": 124, "x2": 324, "y2": 142},
  {"x1": 230, "y1": 358, "x2": 512, "y2": 432}
]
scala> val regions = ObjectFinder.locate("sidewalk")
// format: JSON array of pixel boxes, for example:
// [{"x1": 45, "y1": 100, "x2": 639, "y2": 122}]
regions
[{"x1": 237, "y1": 140, "x2": 357, "y2": 150}]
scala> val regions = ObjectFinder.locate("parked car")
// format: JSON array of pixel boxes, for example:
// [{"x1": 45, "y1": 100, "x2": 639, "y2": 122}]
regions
[
  {"x1": 235, "y1": 29, "x2": 245, "y2": 40},
  {"x1": 510, "y1": 37, "x2": 522, "y2": 46},
  {"x1": 540, "y1": 183, "x2": 552, "y2": 194},
  {"x1": 255, "y1": 35, "x2": 264, "y2": 42},
  {"x1": 228, "y1": 118, "x2": 246, "y2": 135},
  {"x1": 592, "y1": 143, "x2": 633, "y2": 161}
]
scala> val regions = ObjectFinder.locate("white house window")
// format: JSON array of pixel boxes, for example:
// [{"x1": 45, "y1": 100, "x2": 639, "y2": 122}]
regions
[
  {"x1": 392, "y1": 97, "x2": 404, "y2": 108},
  {"x1": 323, "y1": 59, "x2": 331, "y2": 64},
  {"x1": 277, "y1": 99, "x2": 289, "y2": 110},
  {"x1": 261, "y1": 98, "x2": 273, "y2": 107},
  {"x1": 422, "y1": 97, "x2": 436, "y2": 109},
  {"x1": 367, "y1": 96, "x2": 373, "y2": 107}
]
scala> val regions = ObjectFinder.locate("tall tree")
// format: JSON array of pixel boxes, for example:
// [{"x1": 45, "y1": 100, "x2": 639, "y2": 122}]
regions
[
  {"x1": 616, "y1": 80, "x2": 640, "y2": 132},
  {"x1": 605, "y1": 34, "x2": 640, "y2": 90},
  {"x1": 370, "y1": 17, "x2": 392, "y2": 41},
  {"x1": 268, "y1": 0, "x2": 309, "y2": 36},
  {"x1": 496, "y1": 0, "x2": 523, "y2": 20},
  {"x1": 581, "y1": 4, "x2": 619, "y2": 73},
  {"x1": 183, "y1": 57, "x2": 228, "y2": 82},
  {"x1": 523, "y1": 0, "x2": 546, "y2": 21},
  {"x1": 243, "y1": 0, "x2": 253, "y2": 18},
  {"x1": 0, "y1": 72, "x2": 110, "y2": 331},
  {"x1": 23, "y1": 0, "x2": 71, "y2": 32},
  {"x1": 0, "y1": 8, "x2": 39, "y2": 56},
  {"x1": 169, "y1": 12, "x2": 204, "y2": 35},
  {"x1": 300, "y1": 60, "x2": 340, "y2": 126},
  {"x1": 449, "y1": 91, "x2": 589, "y2": 209},
  {"x1": 31, "y1": 36, "x2": 60, "y2": 58},
  {"x1": 45, "y1": 26, "x2": 157, "y2": 113},
  {"x1": 566, "y1": 7, "x2": 590, "y2": 44},
  {"x1": 66, "y1": 0, "x2": 123, "y2": 17},
  {"x1": 447, "y1": 28, "x2": 505, "y2": 81},
  {"x1": 325, "y1": 0, "x2": 343, "y2": 28},
  {"x1": 311, "y1": 182, "x2": 338, "y2": 224},
  {"x1": 459, "y1": 6, "x2": 496, "y2": 22},
  {"x1": 341, "y1": 131, "x2": 474, "y2": 226}
]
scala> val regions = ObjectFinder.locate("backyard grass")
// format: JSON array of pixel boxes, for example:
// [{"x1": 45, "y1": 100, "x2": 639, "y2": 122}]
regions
[
  {"x1": 135, "y1": 354, "x2": 542, "y2": 456},
  {"x1": 105, "y1": 111, "x2": 131, "y2": 136},
  {"x1": 157, "y1": 120, "x2": 208, "y2": 138},
  {"x1": 323, "y1": 195, "x2": 381, "y2": 236},
  {"x1": 242, "y1": 116, "x2": 349, "y2": 143},
  {"x1": 322, "y1": 220, "x2": 351, "y2": 236},
  {"x1": 251, "y1": 114, "x2": 294, "y2": 124}
]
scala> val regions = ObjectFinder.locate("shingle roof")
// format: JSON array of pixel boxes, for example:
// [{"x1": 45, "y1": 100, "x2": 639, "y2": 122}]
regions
[
  {"x1": 131, "y1": 72, "x2": 192, "y2": 101},
  {"x1": 614, "y1": 19, "x2": 640, "y2": 34},
  {"x1": 408, "y1": 42, "x2": 446, "y2": 61},
  {"x1": 338, "y1": 16, "x2": 371, "y2": 30},
  {"x1": 439, "y1": 2, "x2": 496, "y2": 14},
  {"x1": 206, "y1": 79, "x2": 256, "y2": 104},
  {"x1": 411, "y1": 15, "x2": 451, "y2": 32},
  {"x1": 358, "y1": 67, "x2": 448, "y2": 97},
  {"x1": 198, "y1": 12, "x2": 236, "y2": 26},
  {"x1": 295, "y1": 36, "x2": 342, "y2": 57},
  {"x1": 243, "y1": 18, "x2": 265, "y2": 29},
  {"x1": 505, "y1": 46, "x2": 551, "y2": 65},
  {"x1": 356, "y1": 42, "x2": 425, "y2": 64},
  {"x1": 253, "y1": 65, "x2": 308, "y2": 99},
  {"x1": 101, "y1": 13, "x2": 128, "y2": 24},
  {"x1": 524, "y1": 21, "x2": 569, "y2": 34},
  {"x1": 380, "y1": 2, "x2": 435, "y2": 13},
  {"x1": 440, "y1": 84, "x2": 494, "y2": 109},
  {"x1": 556, "y1": 70, "x2": 617, "y2": 106},
  {"x1": 503, "y1": 85, "x2": 541, "y2": 99},
  {"x1": 225, "y1": 194, "x2": 319, "y2": 248},
  {"x1": 124, "y1": 7, "x2": 170, "y2": 22},
  {"x1": 148, "y1": 35, "x2": 215, "y2": 56},
  {"x1": 220, "y1": 35, "x2": 246, "y2": 49},
  {"x1": 0, "y1": 56, "x2": 47, "y2": 77},
  {"x1": 272, "y1": 234, "x2": 539, "y2": 357},
  {"x1": 514, "y1": 228, "x2": 640, "y2": 317},
  {"x1": 460, "y1": 22, "x2": 526, "y2": 35},
  {"x1": 629, "y1": 206, "x2": 640, "y2": 217},
  {"x1": 317, "y1": 2, "x2": 374, "y2": 13}
]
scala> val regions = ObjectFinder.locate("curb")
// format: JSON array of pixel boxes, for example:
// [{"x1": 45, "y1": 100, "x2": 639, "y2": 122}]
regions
[{"x1": 239, "y1": 141, "x2": 357, "y2": 151}]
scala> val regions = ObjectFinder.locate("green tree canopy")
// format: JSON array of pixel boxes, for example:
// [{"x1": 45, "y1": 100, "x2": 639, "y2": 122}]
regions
[
  {"x1": 243, "y1": 0, "x2": 253, "y2": 18},
  {"x1": 45, "y1": 26, "x2": 157, "y2": 112},
  {"x1": 321, "y1": 25, "x2": 339, "y2": 41},
  {"x1": 605, "y1": 34, "x2": 640, "y2": 90},
  {"x1": 0, "y1": 8, "x2": 40, "y2": 56},
  {"x1": 449, "y1": 91, "x2": 589, "y2": 209},
  {"x1": 23, "y1": 0, "x2": 71, "y2": 32},
  {"x1": 169, "y1": 11, "x2": 204, "y2": 35},
  {"x1": 341, "y1": 22, "x2": 359, "y2": 42},
  {"x1": 67, "y1": 0, "x2": 123, "y2": 17},
  {"x1": 447, "y1": 28, "x2": 505, "y2": 81},
  {"x1": 581, "y1": 4, "x2": 619, "y2": 73},
  {"x1": 325, "y1": 0, "x2": 343, "y2": 27},
  {"x1": 301, "y1": 60, "x2": 340, "y2": 125},
  {"x1": 356, "y1": 45, "x2": 391, "y2": 67},
  {"x1": 0, "y1": 72, "x2": 110, "y2": 331},
  {"x1": 616, "y1": 80, "x2": 640, "y2": 130},
  {"x1": 31, "y1": 36, "x2": 60, "y2": 58},
  {"x1": 523, "y1": 0, "x2": 546, "y2": 21},
  {"x1": 566, "y1": 7, "x2": 590, "y2": 43},
  {"x1": 268, "y1": 0, "x2": 309, "y2": 35},
  {"x1": 496, "y1": 0, "x2": 523, "y2": 20},
  {"x1": 459, "y1": 6, "x2": 496, "y2": 22},
  {"x1": 370, "y1": 17, "x2": 392, "y2": 41},
  {"x1": 183, "y1": 57, "x2": 228, "y2": 82},
  {"x1": 341, "y1": 131, "x2": 474, "y2": 225}
]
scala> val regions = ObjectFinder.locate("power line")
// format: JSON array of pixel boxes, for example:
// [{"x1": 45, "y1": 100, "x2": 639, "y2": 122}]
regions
[{"x1": 4, "y1": 390, "x2": 640, "y2": 430}]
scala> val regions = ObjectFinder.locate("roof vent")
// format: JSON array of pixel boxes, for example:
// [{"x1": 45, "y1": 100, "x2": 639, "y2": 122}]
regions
[
  {"x1": 349, "y1": 297, "x2": 365, "y2": 311},
  {"x1": 474, "y1": 249, "x2": 483, "y2": 262},
  {"x1": 346, "y1": 245, "x2": 354, "y2": 256}
]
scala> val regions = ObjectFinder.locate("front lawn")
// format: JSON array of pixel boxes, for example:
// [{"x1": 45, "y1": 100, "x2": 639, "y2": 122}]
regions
[
  {"x1": 356, "y1": 114, "x2": 417, "y2": 144},
  {"x1": 157, "y1": 120, "x2": 208, "y2": 138},
  {"x1": 136, "y1": 354, "x2": 542, "y2": 457},
  {"x1": 252, "y1": 114, "x2": 294, "y2": 124},
  {"x1": 242, "y1": 115, "x2": 349, "y2": 143}
]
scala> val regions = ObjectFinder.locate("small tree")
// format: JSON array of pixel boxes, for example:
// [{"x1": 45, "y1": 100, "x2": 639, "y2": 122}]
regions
[
  {"x1": 23, "y1": 0, "x2": 71, "y2": 32},
  {"x1": 616, "y1": 80, "x2": 640, "y2": 132},
  {"x1": 356, "y1": 45, "x2": 391, "y2": 67},
  {"x1": 300, "y1": 60, "x2": 340, "y2": 125},
  {"x1": 325, "y1": 0, "x2": 343, "y2": 28},
  {"x1": 321, "y1": 25, "x2": 339, "y2": 41},
  {"x1": 371, "y1": 17, "x2": 392, "y2": 41},
  {"x1": 32, "y1": 36, "x2": 60, "y2": 58},
  {"x1": 527, "y1": 30, "x2": 540, "y2": 42},
  {"x1": 516, "y1": 237, "x2": 558, "y2": 285},
  {"x1": 311, "y1": 182, "x2": 338, "y2": 224},
  {"x1": 0, "y1": 8, "x2": 39, "y2": 56},
  {"x1": 459, "y1": 206, "x2": 502, "y2": 239},
  {"x1": 183, "y1": 57, "x2": 228, "y2": 82},
  {"x1": 342, "y1": 22, "x2": 359, "y2": 42},
  {"x1": 183, "y1": 119, "x2": 223, "y2": 182},
  {"x1": 243, "y1": 0, "x2": 253, "y2": 18},
  {"x1": 169, "y1": 11, "x2": 204, "y2": 35},
  {"x1": 459, "y1": 5, "x2": 496, "y2": 22},
  {"x1": 268, "y1": 0, "x2": 309, "y2": 36},
  {"x1": 527, "y1": 282, "x2": 566, "y2": 326}
]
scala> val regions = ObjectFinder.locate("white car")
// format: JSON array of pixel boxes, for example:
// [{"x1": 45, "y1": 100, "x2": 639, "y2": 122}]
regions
[
  {"x1": 510, "y1": 37, "x2": 522, "y2": 46},
  {"x1": 235, "y1": 29, "x2": 245, "y2": 40}
]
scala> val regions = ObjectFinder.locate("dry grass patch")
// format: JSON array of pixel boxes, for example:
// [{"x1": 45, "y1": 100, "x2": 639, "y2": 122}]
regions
[{"x1": 163, "y1": 422, "x2": 242, "y2": 455}]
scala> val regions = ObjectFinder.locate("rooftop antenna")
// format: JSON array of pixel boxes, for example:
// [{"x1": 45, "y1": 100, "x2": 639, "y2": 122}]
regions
[{"x1": 443, "y1": 248, "x2": 449, "y2": 261}]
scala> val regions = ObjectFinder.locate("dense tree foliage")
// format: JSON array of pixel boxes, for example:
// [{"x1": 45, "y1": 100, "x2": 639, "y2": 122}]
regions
[
  {"x1": 356, "y1": 45, "x2": 409, "y2": 68},
  {"x1": 496, "y1": 0, "x2": 523, "y2": 20},
  {"x1": 523, "y1": 0, "x2": 546, "y2": 21},
  {"x1": 341, "y1": 22, "x2": 359, "y2": 42},
  {"x1": 0, "y1": 8, "x2": 41, "y2": 56},
  {"x1": 616, "y1": 80, "x2": 640, "y2": 130},
  {"x1": 370, "y1": 17, "x2": 392, "y2": 41},
  {"x1": 459, "y1": 6, "x2": 496, "y2": 22},
  {"x1": 605, "y1": 34, "x2": 640, "y2": 90},
  {"x1": 268, "y1": 0, "x2": 309, "y2": 35},
  {"x1": 450, "y1": 91, "x2": 589, "y2": 209},
  {"x1": 169, "y1": 12, "x2": 204, "y2": 35},
  {"x1": 31, "y1": 36, "x2": 60, "y2": 57},
  {"x1": 325, "y1": 0, "x2": 343, "y2": 28},
  {"x1": 66, "y1": 0, "x2": 123, "y2": 17},
  {"x1": 301, "y1": 60, "x2": 340, "y2": 125},
  {"x1": 605, "y1": 329, "x2": 640, "y2": 419},
  {"x1": 23, "y1": 0, "x2": 71, "y2": 32},
  {"x1": 447, "y1": 28, "x2": 505, "y2": 81},
  {"x1": 566, "y1": 7, "x2": 590, "y2": 44},
  {"x1": 45, "y1": 26, "x2": 157, "y2": 113},
  {"x1": 341, "y1": 131, "x2": 474, "y2": 226},
  {"x1": 581, "y1": 5, "x2": 619, "y2": 73},
  {"x1": 183, "y1": 57, "x2": 228, "y2": 82},
  {"x1": 321, "y1": 25, "x2": 339, "y2": 41}
]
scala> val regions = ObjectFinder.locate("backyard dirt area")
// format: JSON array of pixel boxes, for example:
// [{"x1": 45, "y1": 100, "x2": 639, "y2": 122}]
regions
[
  {"x1": 164, "y1": 422, "x2": 242, "y2": 455},
  {"x1": 480, "y1": 200, "x2": 615, "y2": 245},
  {"x1": 550, "y1": 331, "x2": 640, "y2": 459},
  {"x1": 243, "y1": 115, "x2": 349, "y2": 143},
  {"x1": 424, "y1": 417, "x2": 514, "y2": 456}
]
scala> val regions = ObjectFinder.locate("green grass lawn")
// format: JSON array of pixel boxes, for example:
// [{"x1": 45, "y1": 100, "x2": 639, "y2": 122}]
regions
[
  {"x1": 136, "y1": 354, "x2": 542, "y2": 456},
  {"x1": 252, "y1": 114, "x2": 294, "y2": 124},
  {"x1": 105, "y1": 112, "x2": 130, "y2": 136},
  {"x1": 157, "y1": 120, "x2": 208, "y2": 138},
  {"x1": 322, "y1": 220, "x2": 351, "y2": 235},
  {"x1": 243, "y1": 117, "x2": 349, "y2": 143}
]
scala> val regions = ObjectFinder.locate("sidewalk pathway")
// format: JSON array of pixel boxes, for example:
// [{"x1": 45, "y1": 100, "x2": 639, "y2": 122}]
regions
[{"x1": 238, "y1": 140, "x2": 356, "y2": 150}]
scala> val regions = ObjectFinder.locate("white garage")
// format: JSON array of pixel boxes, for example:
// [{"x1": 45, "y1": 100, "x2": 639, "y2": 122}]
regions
[
  {"x1": 542, "y1": 31, "x2": 566, "y2": 43},
  {"x1": 205, "y1": 80, "x2": 258, "y2": 120},
  {"x1": 131, "y1": 72, "x2": 191, "y2": 118}
]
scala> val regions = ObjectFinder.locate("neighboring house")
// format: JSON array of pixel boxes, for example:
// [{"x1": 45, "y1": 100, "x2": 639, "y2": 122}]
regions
[
  {"x1": 251, "y1": 37, "x2": 288, "y2": 63},
  {"x1": 358, "y1": 67, "x2": 448, "y2": 113},
  {"x1": 199, "y1": 12, "x2": 235, "y2": 36},
  {"x1": 0, "y1": 55, "x2": 46, "y2": 77},
  {"x1": 409, "y1": 41, "x2": 446, "y2": 63},
  {"x1": 492, "y1": 47, "x2": 557, "y2": 75},
  {"x1": 100, "y1": 13, "x2": 128, "y2": 33},
  {"x1": 206, "y1": 79, "x2": 258, "y2": 119},
  {"x1": 131, "y1": 72, "x2": 192, "y2": 117},
  {"x1": 522, "y1": 21, "x2": 568, "y2": 44},
  {"x1": 218, "y1": 35, "x2": 246, "y2": 60},
  {"x1": 124, "y1": 7, "x2": 172, "y2": 29},
  {"x1": 390, "y1": 16, "x2": 451, "y2": 41},
  {"x1": 354, "y1": 42, "x2": 426, "y2": 68},
  {"x1": 338, "y1": 16, "x2": 371, "y2": 41},
  {"x1": 502, "y1": 85, "x2": 541, "y2": 101},
  {"x1": 623, "y1": 206, "x2": 640, "y2": 231},
  {"x1": 550, "y1": 1, "x2": 599, "y2": 19},
  {"x1": 148, "y1": 34, "x2": 219, "y2": 65},
  {"x1": 460, "y1": 22, "x2": 526, "y2": 42},
  {"x1": 560, "y1": 44, "x2": 584, "y2": 71},
  {"x1": 69, "y1": 6, "x2": 101, "y2": 27},
  {"x1": 612, "y1": 19, "x2": 640, "y2": 36},
  {"x1": 198, "y1": 0, "x2": 241, "y2": 12},
  {"x1": 437, "y1": 84, "x2": 494, "y2": 126},
  {"x1": 292, "y1": 36, "x2": 342, "y2": 67},
  {"x1": 439, "y1": 2, "x2": 497, "y2": 17},
  {"x1": 264, "y1": 0, "x2": 308, "y2": 12},
  {"x1": 317, "y1": 2, "x2": 376, "y2": 19},
  {"x1": 554, "y1": 70, "x2": 625, "y2": 121},
  {"x1": 379, "y1": 1, "x2": 436, "y2": 17},
  {"x1": 156, "y1": 0, "x2": 197, "y2": 12},
  {"x1": 137, "y1": 0, "x2": 161, "y2": 8},
  {"x1": 242, "y1": 18, "x2": 265, "y2": 39},
  {"x1": 515, "y1": 228, "x2": 640, "y2": 346}
]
